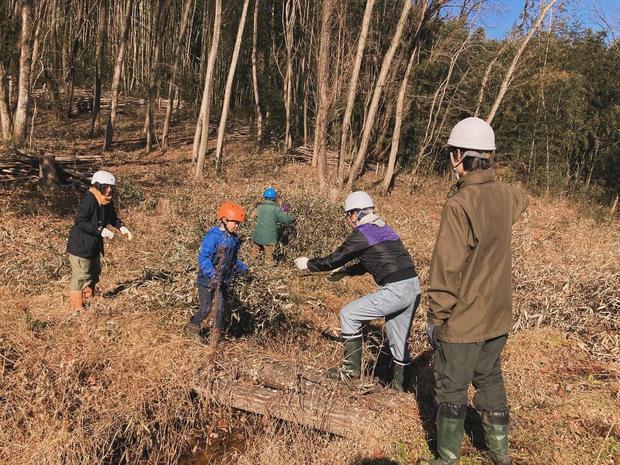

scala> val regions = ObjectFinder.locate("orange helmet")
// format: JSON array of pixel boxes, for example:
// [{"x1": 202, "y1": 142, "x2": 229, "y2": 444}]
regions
[{"x1": 216, "y1": 201, "x2": 245, "y2": 222}]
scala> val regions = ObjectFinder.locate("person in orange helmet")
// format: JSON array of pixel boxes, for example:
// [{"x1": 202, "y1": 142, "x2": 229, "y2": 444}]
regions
[{"x1": 184, "y1": 202, "x2": 249, "y2": 343}]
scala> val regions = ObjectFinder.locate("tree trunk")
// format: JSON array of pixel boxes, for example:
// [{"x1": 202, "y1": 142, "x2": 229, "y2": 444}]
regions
[
  {"x1": 214, "y1": 0, "x2": 250, "y2": 175},
  {"x1": 382, "y1": 46, "x2": 418, "y2": 193},
  {"x1": 337, "y1": 0, "x2": 375, "y2": 185},
  {"x1": 346, "y1": 0, "x2": 411, "y2": 190},
  {"x1": 283, "y1": 0, "x2": 296, "y2": 150},
  {"x1": 194, "y1": 0, "x2": 222, "y2": 177},
  {"x1": 486, "y1": 0, "x2": 559, "y2": 124},
  {"x1": 0, "y1": 64, "x2": 12, "y2": 143},
  {"x1": 12, "y1": 0, "x2": 34, "y2": 147},
  {"x1": 103, "y1": 0, "x2": 134, "y2": 151},
  {"x1": 251, "y1": 0, "x2": 263, "y2": 141},
  {"x1": 90, "y1": 0, "x2": 107, "y2": 137},
  {"x1": 145, "y1": 0, "x2": 169, "y2": 153},
  {"x1": 312, "y1": 0, "x2": 335, "y2": 191},
  {"x1": 65, "y1": 1, "x2": 85, "y2": 118},
  {"x1": 161, "y1": 0, "x2": 193, "y2": 150}
]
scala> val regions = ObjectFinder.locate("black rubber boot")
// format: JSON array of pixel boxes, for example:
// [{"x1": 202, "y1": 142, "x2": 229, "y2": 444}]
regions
[
  {"x1": 391, "y1": 362, "x2": 409, "y2": 392},
  {"x1": 326, "y1": 336, "x2": 362, "y2": 381},
  {"x1": 482, "y1": 410, "x2": 512, "y2": 465},
  {"x1": 419, "y1": 403, "x2": 467, "y2": 465}
]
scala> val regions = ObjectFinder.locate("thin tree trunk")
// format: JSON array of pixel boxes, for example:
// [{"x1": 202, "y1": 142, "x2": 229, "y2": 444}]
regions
[
  {"x1": 65, "y1": 1, "x2": 84, "y2": 118},
  {"x1": 214, "y1": 0, "x2": 250, "y2": 175},
  {"x1": 312, "y1": 0, "x2": 335, "y2": 191},
  {"x1": 283, "y1": 0, "x2": 296, "y2": 150},
  {"x1": 346, "y1": 0, "x2": 411, "y2": 190},
  {"x1": 194, "y1": 0, "x2": 222, "y2": 177},
  {"x1": 337, "y1": 0, "x2": 375, "y2": 185},
  {"x1": 145, "y1": 0, "x2": 169, "y2": 153},
  {"x1": 13, "y1": 0, "x2": 34, "y2": 146},
  {"x1": 486, "y1": 0, "x2": 559, "y2": 124},
  {"x1": 382, "y1": 46, "x2": 418, "y2": 193},
  {"x1": 0, "y1": 64, "x2": 12, "y2": 143},
  {"x1": 161, "y1": 0, "x2": 193, "y2": 150},
  {"x1": 103, "y1": 0, "x2": 134, "y2": 151},
  {"x1": 251, "y1": 0, "x2": 263, "y2": 141},
  {"x1": 90, "y1": 0, "x2": 107, "y2": 137}
]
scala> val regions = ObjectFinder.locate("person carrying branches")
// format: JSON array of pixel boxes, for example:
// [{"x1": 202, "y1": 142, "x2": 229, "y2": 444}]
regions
[
  {"x1": 251, "y1": 187, "x2": 295, "y2": 264},
  {"x1": 294, "y1": 191, "x2": 421, "y2": 391},
  {"x1": 185, "y1": 202, "x2": 249, "y2": 345}
]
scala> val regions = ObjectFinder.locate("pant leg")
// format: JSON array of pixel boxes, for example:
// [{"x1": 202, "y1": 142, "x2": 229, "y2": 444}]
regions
[
  {"x1": 433, "y1": 340, "x2": 483, "y2": 406},
  {"x1": 472, "y1": 335, "x2": 509, "y2": 412},
  {"x1": 212, "y1": 288, "x2": 226, "y2": 330},
  {"x1": 90, "y1": 254, "x2": 101, "y2": 287},
  {"x1": 191, "y1": 285, "x2": 214, "y2": 325},
  {"x1": 263, "y1": 244, "x2": 275, "y2": 264},
  {"x1": 339, "y1": 281, "x2": 416, "y2": 337},
  {"x1": 384, "y1": 277, "x2": 421, "y2": 363},
  {"x1": 69, "y1": 254, "x2": 92, "y2": 291}
]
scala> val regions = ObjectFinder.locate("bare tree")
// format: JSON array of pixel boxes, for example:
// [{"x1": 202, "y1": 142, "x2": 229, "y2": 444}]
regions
[
  {"x1": 336, "y1": 0, "x2": 375, "y2": 185},
  {"x1": 12, "y1": 0, "x2": 34, "y2": 146},
  {"x1": 161, "y1": 0, "x2": 193, "y2": 150},
  {"x1": 251, "y1": 0, "x2": 263, "y2": 141},
  {"x1": 214, "y1": 0, "x2": 251, "y2": 175},
  {"x1": 103, "y1": 0, "x2": 134, "y2": 151},
  {"x1": 194, "y1": 0, "x2": 222, "y2": 178},
  {"x1": 144, "y1": 0, "x2": 170, "y2": 153},
  {"x1": 486, "y1": 0, "x2": 560, "y2": 124},
  {"x1": 283, "y1": 0, "x2": 297, "y2": 150},
  {"x1": 312, "y1": 0, "x2": 335, "y2": 191},
  {"x1": 90, "y1": 0, "x2": 107, "y2": 136},
  {"x1": 346, "y1": 0, "x2": 412, "y2": 189},
  {"x1": 0, "y1": 64, "x2": 12, "y2": 142}
]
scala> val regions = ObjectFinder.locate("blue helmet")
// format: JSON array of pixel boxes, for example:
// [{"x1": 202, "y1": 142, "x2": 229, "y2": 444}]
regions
[{"x1": 263, "y1": 187, "x2": 277, "y2": 199}]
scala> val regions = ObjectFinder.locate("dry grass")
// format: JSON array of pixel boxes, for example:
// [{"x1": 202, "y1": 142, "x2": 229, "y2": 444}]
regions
[{"x1": 0, "y1": 108, "x2": 619, "y2": 465}]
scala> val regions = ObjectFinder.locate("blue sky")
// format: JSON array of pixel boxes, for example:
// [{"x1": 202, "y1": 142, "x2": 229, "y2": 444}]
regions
[{"x1": 472, "y1": 0, "x2": 620, "y2": 40}]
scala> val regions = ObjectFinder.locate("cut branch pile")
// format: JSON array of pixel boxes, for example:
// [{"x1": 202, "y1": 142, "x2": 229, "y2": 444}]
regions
[{"x1": 0, "y1": 148, "x2": 101, "y2": 186}]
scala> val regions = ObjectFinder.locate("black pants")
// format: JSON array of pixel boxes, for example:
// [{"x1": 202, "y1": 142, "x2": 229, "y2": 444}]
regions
[
  {"x1": 433, "y1": 334, "x2": 508, "y2": 411},
  {"x1": 191, "y1": 285, "x2": 226, "y2": 330}
]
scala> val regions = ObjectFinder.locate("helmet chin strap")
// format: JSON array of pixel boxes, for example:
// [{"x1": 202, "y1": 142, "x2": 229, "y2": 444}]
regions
[{"x1": 450, "y1": 151, "x2": 461, "y2": 180}]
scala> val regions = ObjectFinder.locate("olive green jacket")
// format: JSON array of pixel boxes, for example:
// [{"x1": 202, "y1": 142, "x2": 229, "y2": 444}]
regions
[
  {"x1": 251, "y1": 200, "x2": 295, "y2": 246},
  {"x1": 428, "y1": 169, "x2": 529, "y2": 343}
]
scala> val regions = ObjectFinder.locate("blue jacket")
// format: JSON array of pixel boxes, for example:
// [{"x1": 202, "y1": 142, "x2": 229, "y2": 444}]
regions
[{"x1": 197, "y1": 227, "x2": 248, "y2": 287}]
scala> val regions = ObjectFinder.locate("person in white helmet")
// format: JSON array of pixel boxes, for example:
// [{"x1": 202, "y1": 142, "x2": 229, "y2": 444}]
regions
[
  {"x1": 66, "y1": 170, "x2": 133, "y2": 311},
  {"x1": 294, "y1": 191, "x2": 421, "y2": 391},
  {"x1": 420, "y1": 117, "x2": 528, "y2": 465}
]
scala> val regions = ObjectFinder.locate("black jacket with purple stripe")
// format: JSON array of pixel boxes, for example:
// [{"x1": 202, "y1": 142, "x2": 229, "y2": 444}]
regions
[{"x1": 307, "y1": 222, "x2": 416, "y2": 285}]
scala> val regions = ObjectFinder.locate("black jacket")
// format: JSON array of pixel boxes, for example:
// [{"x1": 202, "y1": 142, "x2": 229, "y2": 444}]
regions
[
  {"x1": 308, "y1": 221, "x2": 416, "y2": 285},
  {"x1": 66, "y1": 191, "x2": 124, "y2": 258}
]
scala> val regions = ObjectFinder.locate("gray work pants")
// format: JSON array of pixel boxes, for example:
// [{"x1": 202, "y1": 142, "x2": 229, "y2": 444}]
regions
[{"x1": 339, "y1": 277, "x2": 421, "y2": 363}]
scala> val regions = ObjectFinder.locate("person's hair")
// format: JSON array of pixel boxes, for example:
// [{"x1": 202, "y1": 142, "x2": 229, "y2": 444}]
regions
[{"x1": 462, "y1": 153, "x2": 492, "y2": 172}]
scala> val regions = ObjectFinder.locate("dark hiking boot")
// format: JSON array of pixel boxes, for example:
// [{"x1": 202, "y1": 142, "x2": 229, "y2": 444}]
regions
[
  {"x1": 482, "y1": 410, "x2": 512, "y2": 465},
  {"x1": 325, "y1": 336, "x2": 362, "y2": 381}
]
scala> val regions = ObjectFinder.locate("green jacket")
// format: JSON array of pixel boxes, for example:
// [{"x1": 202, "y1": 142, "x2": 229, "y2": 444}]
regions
[
  {"x1": 251, "y1": 200, "x2": 295, "y2": 245},
  {"x1": 428, "y1": 169, "x2": 529, "y2": 343}
]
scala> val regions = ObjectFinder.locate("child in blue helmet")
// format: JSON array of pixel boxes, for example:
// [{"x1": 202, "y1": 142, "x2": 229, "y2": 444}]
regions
[{"x1": 251, "y1": 187, "x2": 295, "y2": 263}]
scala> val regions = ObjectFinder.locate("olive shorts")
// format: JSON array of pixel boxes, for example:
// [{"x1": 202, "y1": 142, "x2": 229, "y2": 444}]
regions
[{"x1": 68, "y1": 253, "x2": 101, "y2": 291}]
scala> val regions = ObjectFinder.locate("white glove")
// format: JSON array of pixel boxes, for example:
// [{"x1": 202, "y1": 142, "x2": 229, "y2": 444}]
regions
[
  {"x1": 120, "y1": 226, "x2": 133, "y2": 241},
  {"x1": 101, "y1": 227, "x2": 114, "y2": 239},
  {"x1": 294, "y1": 257, "x2": 309, "y2": 270},
  {"x1": 327, "y1": 267, "x2": 348, "y2": 282}
]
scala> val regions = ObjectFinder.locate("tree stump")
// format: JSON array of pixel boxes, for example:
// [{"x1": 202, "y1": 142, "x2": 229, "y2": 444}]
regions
[{"x1": 38, "y1": 154, "x2": 58, "y2": 186}]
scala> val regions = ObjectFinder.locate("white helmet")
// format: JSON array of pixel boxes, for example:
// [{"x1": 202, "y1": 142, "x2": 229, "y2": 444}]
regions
[
  {"x1": 91, "y1": 170, "x2": 116, "y2": 186},
  {"x1": 344, "y1": 191, "x2": 374, "y2": 212},
  {"x1": 447, "y1": 117, "x2": 496, "y2": 152}
]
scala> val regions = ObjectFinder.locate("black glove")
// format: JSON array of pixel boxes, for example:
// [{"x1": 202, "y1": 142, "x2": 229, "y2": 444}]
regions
[{"x1": 426, "y1": 322, "x2": 440, "y2": 350}]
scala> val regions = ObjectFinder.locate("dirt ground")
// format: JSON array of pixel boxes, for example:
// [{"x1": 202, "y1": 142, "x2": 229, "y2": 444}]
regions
[{"x1": 0, "y1": 109, "x2": 618, "y2": 465}]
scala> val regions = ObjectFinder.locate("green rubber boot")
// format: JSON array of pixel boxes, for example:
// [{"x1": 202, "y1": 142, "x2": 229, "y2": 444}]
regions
[
  {"x1": 326, "y1": 336, "x2": 362, "y2": 381},
  {"x1": 482, "y1": 410, "x2": 512, "y2": 465},
  {"x1": 419, "y1": 403, "x2": 466, "y2": 465}
]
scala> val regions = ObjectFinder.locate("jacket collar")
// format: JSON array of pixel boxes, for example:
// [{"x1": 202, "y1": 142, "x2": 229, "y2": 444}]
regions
[
  {"x1": 260, "y1": 199, "x2": 277, "y2": 205},
  {"x1": 456, "y1": 169, "x2": 496, "y2": 190}
]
